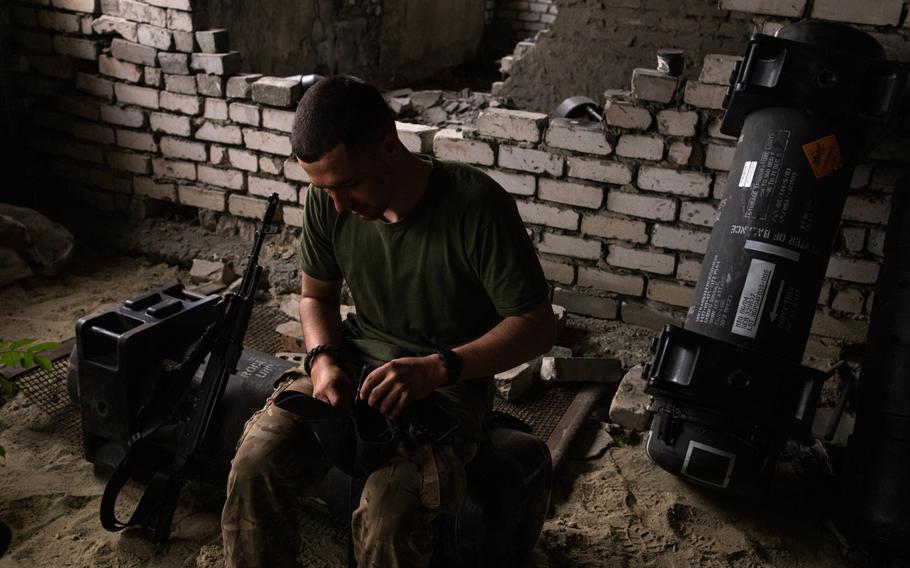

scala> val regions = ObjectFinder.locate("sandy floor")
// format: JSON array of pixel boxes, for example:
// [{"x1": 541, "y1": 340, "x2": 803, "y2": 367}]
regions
[{"x1": 0, "y1": 252, "x2": 870, "y2": 568}]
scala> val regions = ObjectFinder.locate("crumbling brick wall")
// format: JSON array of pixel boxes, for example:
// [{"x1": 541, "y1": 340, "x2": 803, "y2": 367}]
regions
[
  {"x1": 489, "y1": 0, "x2": 558, "y2": 42},
  {"x1": 496, "y1": 0, "x2": 755, "y2": 113},
  {"x1": 4, "y1": 0, "x2": 909, "y2": 361},
  {"x1": 200, "y1": 0, "x2": 383, "y2": 81}
]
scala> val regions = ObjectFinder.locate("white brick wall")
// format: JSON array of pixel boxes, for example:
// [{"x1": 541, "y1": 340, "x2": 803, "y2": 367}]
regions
[
  {"x1": 538, "y1": 178, "x2": 603, "y2": 209},
  {"x1": 679, "y1": 201, "x2": 717, "y2": 227},
  {"x1": 651, "y1": 225, "x2": 710, "y2": 254},
  {"x1": 160, "y1": 135, "x2": 205, "y2": 161},
  {"x1": 178, "y1": 184, "x2": 225, "y2": 211},
  {"x1": 516, "y1": 201, "x2": 579, "y2": 230},
  {"x1": 248, "y1": 175, "x2": 297, "y2": 201},
  {"x1": 195, "y1": 121, "x2": 242, "y2": 144},
  {"x1": 637, "y1": 166, "x2": 712, "y2": 198},
  {"x1": 114, "y1": 83, "x2": 159, "y2": 108},
  {"x1": 843, "y1": 195, "x2": 890, "y2": 225},
  {"x1": 477, "y1": 108, "x2": 547, "y2": 143},
  {"x1": 631, "y1": 68, "x2": 677, "y2": 103},
  {"x1": 116, "y1": 129, "x2": 156, "y2": 152},
  {"x1": 578, "y1": 267, "x2": 644, "y2": 295},
  {"x1": 699, "y1": 54, "x2": 741, "y2": 85},
  {"x1": 811, "y1": 0, "x2": 902, "y2": 26},
  {"x1": 566, "y1": 157, "x2": 632, "y2": 185},
  {"x1": 499, "y1": 145, "x2": 563, "y2": 175},
  {"x1": 396, "y1": 122, "x2": 438, "y2": 154},
  {"x1": 719, "y1": 0, "x2": 806, "y2": 17},
  {"x1": 667, "y1": 141, "x2": 692, "y2": 165},
  {"x1": 243, "y1": 129, "x2": 292, "y2": 156},
  {"x1": 607, "y1": 245, "x2": 675, "y2": 275},
  {"x1": 683, "y1": 81, "x2": 727, "y2": 109},
  {"x1": 484, "y1": 168, "x2": 536, "y2": 196},
  {"x1": 101, "y1": 104, "x2": 145, "y2": 127},
  {"x1": 160, "y1": 91, "x2": 200, "y2": 114},
  {"x1": 705, "y1": 143, "x2": 735, "y2": 171},
  {"x1": 540, "y1": 259, "x2": 574, "y2": 285},
  {"x1": 433, "y1": 129, "x2": 495, "y2": 166},
  {"x1": 153, "y1": 158, "x2": 196, "y2": 180},
  {"x1": 616, "y1": 134, "x2": 664, "y2": 160},
  {"x1": 604, "y1": 99, "x2": 651, "y2": 130},
  {"x1": 581, "y1": 214, "x2": 648, "y2": 243},
  {"x1": 229, "y1": 193, "x2": 282, "y2": 220},
  {"x1": 676, "y1": 257, "x2": 702, "y2": 282},
  {"x1": 825, "y1": 256, "x2": 880, "y2": 285},
  {"x1": 545, "y1": 118, "x2": 612, "y2": 156},
  {"x1": 135, "y1": 176, "x2": 177, "y2": 201},
  {"x1": 647, "y1": 280, "x2": 695, "y2": 308},
  {"x1": 656, "y1": 110, "x2": 698, "y2": 137},
  {"x1": 262, "y1": 108, "x2": 295, "y2": 133},
  {"x1": 229, "y1": 103, "x2": 261, "y2": 126},
  {"x1": 538, "y1": 232, "x2": 601, "y2": 259},
  {"x1": 607, "y1": 190, "x2": 677, "y2": 221},
  {"x1": 198, "y1": 164, "x2": 244, "y2": 189}
]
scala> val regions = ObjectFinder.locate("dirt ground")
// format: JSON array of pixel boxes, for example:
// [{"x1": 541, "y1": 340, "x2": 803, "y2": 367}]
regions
[{"x1": 0, "y1": 247, "x2": 875, "y2": 568}]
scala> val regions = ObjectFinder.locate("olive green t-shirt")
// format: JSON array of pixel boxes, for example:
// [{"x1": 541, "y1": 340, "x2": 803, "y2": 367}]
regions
[{"x1": 298, "y1": 156, "x2": 549, "y2": 367}]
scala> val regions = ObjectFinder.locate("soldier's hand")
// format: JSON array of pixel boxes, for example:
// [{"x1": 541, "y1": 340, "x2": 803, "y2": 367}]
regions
[
  {"x1": 359, "y1": 355, "x2": 447, "y2": 421},
  {"x1": 310, "y1": 360, "x2": 355, "y2": 415}
]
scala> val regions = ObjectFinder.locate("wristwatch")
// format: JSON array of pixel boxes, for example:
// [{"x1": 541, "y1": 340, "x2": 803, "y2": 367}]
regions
[{"x1": 435, "y1": 348, "x2": 462, "y2": 387}]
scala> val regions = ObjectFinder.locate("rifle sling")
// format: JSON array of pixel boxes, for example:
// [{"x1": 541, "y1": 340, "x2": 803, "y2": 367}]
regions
[
  {"x1": 99, "y1": 312, "x2": 223, "y2": 540},
  {"x1": 100, "y1": 441, "x2": 183, "y2": 542}
]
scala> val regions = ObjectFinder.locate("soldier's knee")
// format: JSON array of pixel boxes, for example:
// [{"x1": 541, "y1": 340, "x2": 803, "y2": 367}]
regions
[{"x1": 353, "y1": 463, "x2": 424, "y2": 535}]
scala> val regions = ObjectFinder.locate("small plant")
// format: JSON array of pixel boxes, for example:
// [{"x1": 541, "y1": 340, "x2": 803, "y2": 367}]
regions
[{"x1": 0, "y1": 338, "x2": 60, "y2": 458}]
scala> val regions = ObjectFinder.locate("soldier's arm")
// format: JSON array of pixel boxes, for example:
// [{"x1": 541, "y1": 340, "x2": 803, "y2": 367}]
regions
[
  {"x1": 450, "y1": 296, "x2": 556, "y2": 381},
  {"x1": 299, "y1": 272, "x2": 353, "y2": 411}
]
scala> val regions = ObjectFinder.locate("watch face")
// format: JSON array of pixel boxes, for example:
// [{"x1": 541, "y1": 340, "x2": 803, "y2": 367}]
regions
[{"x1": 437, "y1": 349, "x2": 460, "y2": 385}]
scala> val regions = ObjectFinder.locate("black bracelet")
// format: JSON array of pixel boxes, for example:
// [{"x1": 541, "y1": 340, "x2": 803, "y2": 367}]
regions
[{"x1": 304, "y1": 344, "x2": 339, "y2": 376}]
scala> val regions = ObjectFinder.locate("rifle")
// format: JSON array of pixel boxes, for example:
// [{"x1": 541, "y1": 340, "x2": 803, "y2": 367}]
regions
[{"x1": 99, "y1": 192, "x2": 281, "y2": 544}]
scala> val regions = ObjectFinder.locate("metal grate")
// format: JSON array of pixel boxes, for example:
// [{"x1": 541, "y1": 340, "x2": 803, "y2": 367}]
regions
[
  {"x1": 16, "y1": 354, "x2": 73, "y2": 415},
  {"x1": 493, "y1": 382, "x2": 577, "y2": 442},
  {"x1": 245, "y1": 304, "x2": 294, "y2": 354},
  {"x1": 14, "y1": 350, "x2": 83, "y2": 445}
]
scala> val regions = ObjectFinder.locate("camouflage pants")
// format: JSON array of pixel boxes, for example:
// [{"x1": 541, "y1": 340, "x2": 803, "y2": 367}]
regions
[{"x1": 221, "y1": 369, "x2": 480, "y2": 568}]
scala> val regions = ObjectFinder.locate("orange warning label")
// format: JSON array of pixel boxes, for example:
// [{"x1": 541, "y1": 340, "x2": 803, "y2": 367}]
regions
[{"x1": 802, "y1": 134, "x2": 843, "y2": 179}]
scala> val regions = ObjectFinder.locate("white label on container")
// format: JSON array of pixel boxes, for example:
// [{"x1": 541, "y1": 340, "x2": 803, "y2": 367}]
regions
[
  {"x1": 731, "y1": 258, "x2": 775, "y2": 338},
  {"x1": 739, "y1": 160, "x2": 757, "y2": 188}
]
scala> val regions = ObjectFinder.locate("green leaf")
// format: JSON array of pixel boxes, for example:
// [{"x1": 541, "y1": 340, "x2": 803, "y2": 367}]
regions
[
  {"x1": 1, "y1": 352, "x2": 20, "y2": 368},
  {"x1": 8, "y1": 338, "x2": 37, "y2": 351},
  {"x1": 0, "y1": 377, "x2": 16, "y2": 396},
  {"x1": 22, "y1": 351, "x2": 34, "y2": 369},
  {"x1": 27, "y1": 342, "x2": 59, "y2": 354},
  {"x1": 35, "y1": 356, "x2": 53, "y2": 372},
  {"x1": 0, "y1": 341, "x2": 10, "y2": 351}
]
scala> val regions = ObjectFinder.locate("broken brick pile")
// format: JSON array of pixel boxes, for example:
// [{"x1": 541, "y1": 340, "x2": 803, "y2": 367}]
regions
[{"x1": 4, "y1": 0, "x2": 908, "y2": 361}]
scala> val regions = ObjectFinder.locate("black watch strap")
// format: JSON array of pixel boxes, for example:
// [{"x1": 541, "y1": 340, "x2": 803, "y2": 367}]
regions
[
  {"x1": 435, "y1": 348, "x2": 461, "y2": 387},
  {"x1": 304, "y1": 344, "x2": 339, "y2": 376}
]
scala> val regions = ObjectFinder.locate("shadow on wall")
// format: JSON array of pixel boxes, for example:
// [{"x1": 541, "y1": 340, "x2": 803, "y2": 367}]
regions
[
  {"x1": 203, "y1": 0, "x2": 487, "y2": 86},
  {"x1": 498, "y1": 0, "x2": 754, "y2": 113}
]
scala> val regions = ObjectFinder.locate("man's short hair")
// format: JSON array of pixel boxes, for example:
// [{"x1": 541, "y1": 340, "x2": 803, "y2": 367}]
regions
[{"x1": 291, "y1": 75, "x2": 396, "y2": 163}]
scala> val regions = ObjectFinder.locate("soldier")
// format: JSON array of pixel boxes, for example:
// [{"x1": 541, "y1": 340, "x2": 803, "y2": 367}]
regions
[{"x1": 221, "y1": 75, "x2": 556, "y2": 567}]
